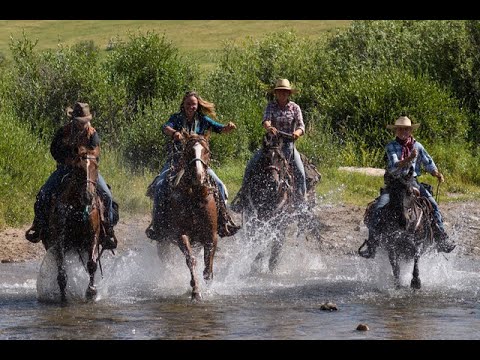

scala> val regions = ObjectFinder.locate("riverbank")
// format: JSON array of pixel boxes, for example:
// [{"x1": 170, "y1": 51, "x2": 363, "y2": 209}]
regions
[{"x1": 1, "y1": 201, "x2": 479, "y2": 263}]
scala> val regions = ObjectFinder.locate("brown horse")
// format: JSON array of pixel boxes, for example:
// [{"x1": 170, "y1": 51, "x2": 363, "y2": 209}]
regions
[
  {"x1": 45, "y1": 144, "x2": 104, "y2": 302},
  {"x1": 233, "y1": 132, "x2": 322, "y2": 271},
  {"x1": 149, "y1": 133, "x2": 218, "y2": 301},
  {"x1": 360, "y1": 167, "x2": 435, "y2": 289}
]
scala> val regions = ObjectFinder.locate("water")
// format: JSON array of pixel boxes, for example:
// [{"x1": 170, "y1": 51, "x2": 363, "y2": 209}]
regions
[{"x1": 1, "y1": 227, "x2": 479, "y2": 340}]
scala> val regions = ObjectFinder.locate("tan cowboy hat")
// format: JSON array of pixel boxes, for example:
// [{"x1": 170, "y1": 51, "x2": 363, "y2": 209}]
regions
[
  {"x1": 66, "y1": 102, "x2": 93, "y2": 122},
  {"x1": 273, "y1": 78, "x2": 297, "y2": 93},
  {"x1": 386, "y1": 116, "x2": 420, "y2": 130}
]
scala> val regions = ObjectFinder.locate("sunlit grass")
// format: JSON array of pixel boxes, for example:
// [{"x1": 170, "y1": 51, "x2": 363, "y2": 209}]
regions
[{"x1": 0, "y1": 20, "x2": 350, "y2": 70}]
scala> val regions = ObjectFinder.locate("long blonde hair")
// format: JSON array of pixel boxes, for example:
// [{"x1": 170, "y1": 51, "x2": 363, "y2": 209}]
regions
[{"x1": 180, "y1": 91, "x2": 217, "y2": 119}]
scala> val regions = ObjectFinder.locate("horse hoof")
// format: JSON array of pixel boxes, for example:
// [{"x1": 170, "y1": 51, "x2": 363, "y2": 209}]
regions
[
  {"x1": 191, "y1": 292, "x2": 202, "y2": 302},
  {"x1": 86, "y1": 285, "x2": 97, "y2": 300},
  {"x1": 203, "y1": 273, "x2": 213, "y2": 282},
  {"x1": 411, "y1": 278, "x2": 421, "y2": 290}
]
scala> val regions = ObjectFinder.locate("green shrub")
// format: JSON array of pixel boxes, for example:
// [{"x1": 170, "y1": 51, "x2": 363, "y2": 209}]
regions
[
  {"x1": 104, "y1": 31, "x2": 198, "y2": 111},
  {"x1": 0, "y1": 107, "x2": 52, "y2": 228}
]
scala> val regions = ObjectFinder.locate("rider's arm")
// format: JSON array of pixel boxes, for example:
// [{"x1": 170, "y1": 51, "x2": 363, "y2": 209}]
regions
[
  {"x1": 50, "y1": 127, "x2": 70, "y2": 164},
  {"x1": 162, "y1": 114, "x2": 182, "y2": 140},
  {"x1": 163, "y1": 125, "x2": 177, "y2": 138},
  {"x1": 416, "y1": 142, "x2": 442, "y2": 181},
  {"x1": 203, "y1": 115, "x2": 231, "y2": 134},
  {"x1": 292, "y1": 103, "x2": 305, "y2": 140}
]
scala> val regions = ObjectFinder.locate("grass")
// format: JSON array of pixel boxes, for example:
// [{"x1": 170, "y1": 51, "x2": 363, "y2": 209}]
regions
[{"x1": 0, "y1": 20, "x2": 350, "y2": 69}]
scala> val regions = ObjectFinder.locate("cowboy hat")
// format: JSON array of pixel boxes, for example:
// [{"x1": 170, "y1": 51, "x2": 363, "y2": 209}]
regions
[
  {"x1": 66, "y1": 102, "x2": 93, "y2": 122},
  {"x1": 273, "y1": 78, "x2": 297, "y2": 93},
  {"x1": 386, "y1": 116, "x2": 420, "y2": 130}
]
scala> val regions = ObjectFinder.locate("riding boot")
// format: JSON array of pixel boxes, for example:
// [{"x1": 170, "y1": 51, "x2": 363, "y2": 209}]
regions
[
  {"x1": 358, "y1": 232, "x2": 378, "y2": 259},
  {"x1": 146, "y1": 194, "x2": 168, "y2": 241},
  {"x1": 230, "y1": 187, "x2": 245, "y2": 213},
  {"x1": 218, "y1": 201, "x2": 241, "y2": 238},
  {"x1": 433, "y1": 222, "x2": 456, "y2": 253},
  {"x1": 101, "y1": 222, "x2": 118, "y2": 250},
  {"x1": 359, "y1": 210, "x2": 381, "y2": 259},
  {"x1": 25, "y1": 217, "x2": 45, "y2": 243},
  {"x1": 146, "y1": 213, "x2": 161, "y2": 241}
]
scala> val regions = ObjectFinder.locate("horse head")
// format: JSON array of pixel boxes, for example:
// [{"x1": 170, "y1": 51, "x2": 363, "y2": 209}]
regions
[
  {"x1": 384, "y1": 166, "x2": 417, "y2": 227},
  {"x1": 71, "y1": 145, "x2": 100, "y2": 206},
  {"x1": 176, "y1": 132, "x2": 211, "y2": 190},
  {"x1": 247, "y1": 133, "x2": 293, "y2": 216}
]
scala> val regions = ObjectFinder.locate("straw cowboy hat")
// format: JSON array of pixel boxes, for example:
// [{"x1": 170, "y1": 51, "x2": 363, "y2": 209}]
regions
[
  {"x1": 386, "y1": 116, "x2": 420, "y2": 130},
  {"x1": 66, "y1": 102, "x2": 93, "y2": 122},
  {"x1": 273, "y1": 78, "x2": 297, "y2": 93}
]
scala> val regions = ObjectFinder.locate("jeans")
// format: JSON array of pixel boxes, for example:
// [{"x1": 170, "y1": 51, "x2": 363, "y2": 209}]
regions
[
  {"x1": 34, "y1": 164, "x2": 114, "y2": 226},
  {"x1": 243, "y1": 142, "x2": 307, "y2": 197},
  {"x1": 153, "y1": 163, "x2": 227, "y2": 216}
]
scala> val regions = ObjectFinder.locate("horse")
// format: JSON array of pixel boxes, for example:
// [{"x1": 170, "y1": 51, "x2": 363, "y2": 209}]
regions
[
  {"x1": 233, "y1": 132, "x2": 322, "y2": 272},
  {"x1": 360, "y1": 167, "x2": 436, "y2": 289},
  {"x1": 148, "y1": 133, "x2": 218, "y2": 301},
  {"x1": 45, "y1": 144, "x2": 105, "y2": 302}
]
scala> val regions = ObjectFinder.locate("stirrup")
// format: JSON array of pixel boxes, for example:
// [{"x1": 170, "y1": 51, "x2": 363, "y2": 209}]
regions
[
  {"x1": 25, "y1": 226, "x2": 42, "y2": 243},
  {"x1": 436, "y1": 237, "x2": 456, "y2": 253},
  {"x1": 358, "y1": 240, "x2": 376, "y2": 259},
  {"x1": 145, "y1": 223, "x2": 161, "y2": 241},
  {"x1": 102, "y1": 227, "x2": 117, "y2": 250},
  {"x1": 218, "y1": 219, "x2": 241, "y2": 237}
]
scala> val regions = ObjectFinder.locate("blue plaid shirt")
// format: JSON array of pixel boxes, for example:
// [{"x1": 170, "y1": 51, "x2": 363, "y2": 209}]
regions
[{"x1": 386, "y1": 139, "x2": 437, "y2": 177}]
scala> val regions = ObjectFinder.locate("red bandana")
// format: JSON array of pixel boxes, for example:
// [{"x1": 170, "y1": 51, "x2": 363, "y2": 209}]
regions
[{"x1": 396, "y1": 135, "x2": 415, "y2": 160}]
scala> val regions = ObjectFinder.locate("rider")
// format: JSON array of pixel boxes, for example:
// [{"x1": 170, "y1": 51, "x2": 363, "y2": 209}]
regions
[
  {"x1": 146, "y1": 90, "x2": 240, "y2": 239},
  {"x1": 25, "y1": 102, "x2": 118, "y2": 250},
  {"x1": 232, "y1": 78, "x2": 307, "y2": 211},
  {"x1": 359, "y1": 115, "x2": 456, "y2": 258}
]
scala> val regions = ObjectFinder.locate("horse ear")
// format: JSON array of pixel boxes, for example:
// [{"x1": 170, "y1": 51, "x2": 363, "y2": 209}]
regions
[{"x1": 204, "y1": 130, "x2": 211, "y2": 141}]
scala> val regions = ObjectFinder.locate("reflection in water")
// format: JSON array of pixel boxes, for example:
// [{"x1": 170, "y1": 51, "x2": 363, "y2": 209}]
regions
[{"x1": 0, "y1": 225, "x2": 479, "y2": 339}]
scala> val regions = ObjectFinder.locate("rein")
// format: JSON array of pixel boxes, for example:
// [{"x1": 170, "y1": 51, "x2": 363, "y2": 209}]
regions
[{"x1": 189, "y1": 157, "x2": 208, "y2": 167}]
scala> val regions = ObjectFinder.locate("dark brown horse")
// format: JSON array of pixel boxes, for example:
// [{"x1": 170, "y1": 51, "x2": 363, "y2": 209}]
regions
[
  {"x1": 233, "y1": 132, "x2": 322, "y2": 271},
  {"x1": 149, "y1": 133, "x2": 218, "y2": 301},
  {"x1": 46, "y1": 144, "x2": 104, "y2": 302},
  {"x1": 361, "y1": 167, "x2": 435, "y2": 289}
]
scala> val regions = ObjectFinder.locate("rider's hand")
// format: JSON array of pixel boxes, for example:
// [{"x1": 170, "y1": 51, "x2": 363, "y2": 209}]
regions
[
  {"x1": 267, "y1": 126, "x2": 278, "y2": 135},
  {"x1": 173, "y1": 131, "x2": 183, "y2": 141},
  {"x1": 409, "y1": 148, "x2": 418, "y2": 160},
  {"x1": 223, "y1": 121, "x2": 237, "y2": 133},
  {"x1": 432, "y1": 170, "x2": 445, "y2": 183},
  {"x1": 292, "y1": 129, "x2": 303, "y2": 141}
]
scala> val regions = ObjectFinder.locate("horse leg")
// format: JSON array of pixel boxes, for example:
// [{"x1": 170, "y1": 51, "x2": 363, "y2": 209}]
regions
[
  {"x1": 53, "y1": 242, "x2": 68, "y2": 303},
  {"x1": 203, "y1": 236, "x2": 217, "y2": 282},
  {"x1": 178, "y1": 234, "x2": 201, "y2": 301},
  {"x1": 410, "y1": 253, "x2": 422, "y2": 290},
  {"x1": 85, "y1": 258, "x2": 98, "y2": 301},
  {"x1": 86, "y1": 216, "x2": 101, "y2": 301},
  {"x1": 269, "y1": 232, "x2": 284, "y2": 272},
  {"x1": 388, "y1": 249, "x2": 401, "y2": 289}
]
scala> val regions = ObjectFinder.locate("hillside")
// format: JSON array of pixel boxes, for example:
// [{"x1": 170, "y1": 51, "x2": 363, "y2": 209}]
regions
[{"x1": 0, "y1": 20, "x2": 350, "y2": 69}]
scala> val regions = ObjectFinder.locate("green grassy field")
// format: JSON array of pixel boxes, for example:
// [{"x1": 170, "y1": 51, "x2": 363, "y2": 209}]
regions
[{"x1": 0, "y1": 20, "x2": 350, "y2": 68}]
